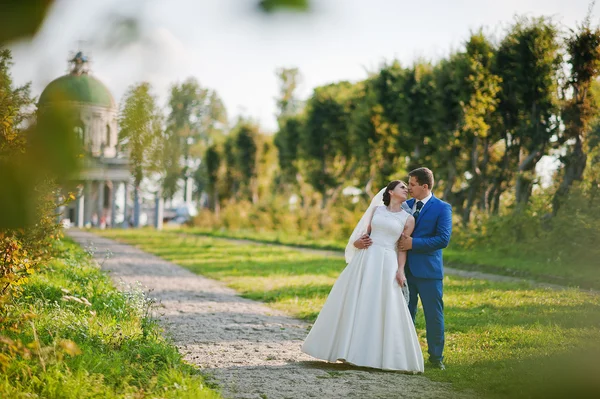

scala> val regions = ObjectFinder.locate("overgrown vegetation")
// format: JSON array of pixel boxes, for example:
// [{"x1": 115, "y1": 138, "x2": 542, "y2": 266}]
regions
[{"x1": 0, "y1": 238, "x2": 220, "y2": 398}]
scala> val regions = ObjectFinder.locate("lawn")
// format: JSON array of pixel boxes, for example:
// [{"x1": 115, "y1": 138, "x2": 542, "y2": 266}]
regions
[
  {"x1": 179, "y1": 227, "x2": 600, "y2": 290},
  {"x1": 97, "y1": 228, "x2": 600, "y2": 398},
  {"x1": 0, "y1": 238, "x2": 221, "y2": 399}
]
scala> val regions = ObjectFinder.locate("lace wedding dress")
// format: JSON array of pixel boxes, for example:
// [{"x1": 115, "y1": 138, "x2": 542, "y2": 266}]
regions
[{"x1": 301, "y1": 206, "x2": 424, "y2": 372}]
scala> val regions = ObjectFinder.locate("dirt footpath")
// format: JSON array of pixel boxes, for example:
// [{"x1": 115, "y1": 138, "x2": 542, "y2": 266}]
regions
[{"x1": 68, "y1": 230, "x2": 475, "y2": 399}]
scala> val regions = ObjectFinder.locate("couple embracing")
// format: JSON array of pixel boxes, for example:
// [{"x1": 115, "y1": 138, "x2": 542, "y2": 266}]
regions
[{"x1": 301, "y1": 167, "x2": 453, "y2": 373}]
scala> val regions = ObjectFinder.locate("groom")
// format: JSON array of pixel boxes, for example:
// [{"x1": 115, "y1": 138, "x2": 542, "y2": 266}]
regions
[{"x1": 399, "y1": 167, "x2": 452, "y2": 370}]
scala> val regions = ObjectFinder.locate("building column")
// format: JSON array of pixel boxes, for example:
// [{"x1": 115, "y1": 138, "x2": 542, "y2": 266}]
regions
[
  {"x1": 83, "y1": 181, "x2": 92, "y2": 227},
  {"x1": 97, "y1": 180, "x2": 105, "y2": 228},
  {"x1": 76, "y1": 186, "x2": 85, "y2": 228},
  {"x1": 55, "y1": 189, "x2": 64, "y2": 225},
  {"x1": 110, "y1": 181, "x2": 118, "y2": 228},
  {"x1": 154, "y1": 191, "x2": 163, "y2": 230},
  {"x1": 185, "y1": 177, "x2": 193, "y2": 204},
  {"x1": 122, "y1": 182, "x2": 129, "y2": 227}
]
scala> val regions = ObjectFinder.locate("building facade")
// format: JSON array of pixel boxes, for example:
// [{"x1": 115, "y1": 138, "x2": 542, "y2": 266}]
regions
[{"x1": 38, "y1": 52, "x2": 131, "y2": 228}]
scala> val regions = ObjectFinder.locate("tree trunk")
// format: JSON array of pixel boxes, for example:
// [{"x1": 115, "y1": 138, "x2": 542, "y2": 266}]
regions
[
  {"x1": 133, "y1": 185, "x2": 141, "y2": 228},
  {"x1": 552, "y1": 136, "x2": 587, "y2": 214},
  {"x1": 462, "y1": 138, "x2": 480, "y2": 226},
  {"x1": 443, "y1": 148, "x2": 459, "y2": 202},
  {"x1": 478, "y1": 137, "x2": 490, "y2": 211},
  {"x1": 213, "y1": 191, "x2": 220, "y2": 217},
  {"x1": 516, "y1": 143, "x2": 545, "y2": 208}
]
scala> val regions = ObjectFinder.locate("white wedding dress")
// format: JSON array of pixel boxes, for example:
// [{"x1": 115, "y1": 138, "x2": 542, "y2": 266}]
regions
[{"x1": 301, "y1": 206, "x2": 424, "y2": 372}]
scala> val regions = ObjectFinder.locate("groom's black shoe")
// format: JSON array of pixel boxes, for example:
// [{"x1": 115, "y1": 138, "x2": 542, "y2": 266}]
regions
[{"x1": 428, "y1": 360, "x2": 446, "y2": 370}]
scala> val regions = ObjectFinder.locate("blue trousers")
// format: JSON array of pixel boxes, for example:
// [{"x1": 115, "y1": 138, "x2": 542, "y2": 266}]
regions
[{"x1": 406, "y1": 270, "x2": 445, "y2": 363}]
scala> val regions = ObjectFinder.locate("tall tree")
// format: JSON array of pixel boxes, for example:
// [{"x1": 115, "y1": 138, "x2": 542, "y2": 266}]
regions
[
  {"x1": 553, "y1": 16, "x2": 600, "y2": 213},
  {"x1": 274, "y1": 67, "x2": 303, "y2": 187},
  {"x1": 495, "y1": 17, "x2": 562, "y2": 208},
  {"x1": 351, "y1": 76, "x2": 403, "y2": 194},
  {"x1": 164, "y1": 78, "x2": 227, "y2": 202},
  {"x1": 431, "y1": 54, "x2": 467, "y2": 204},
  {"x1": 235, "y1": 122, "x2": 260, "y2": 204},
  {"x1": 118, "y1": 82, "x2": 163, "y2": 226},
  {"x1": 274, "y1": 115, "x2": 303, "y2": 184},
  {"x1": 402, "y1": 62, "x2": 439, "y2": 170},
  {"x1": 220, "y1": 119, "x2": 262, "y2": 204},
  {"x1": 301, "y1": 81, "x2": 357, "y2": 208},
  {"x1": 458, "y1": 32, "x2": 502, "y2": 224},
  {"x1": 275, "y1": 67, "x2": 302, "y2": 118},
  {"x1": 204, "y1": 143, "x2": 221, "y2": 212}
]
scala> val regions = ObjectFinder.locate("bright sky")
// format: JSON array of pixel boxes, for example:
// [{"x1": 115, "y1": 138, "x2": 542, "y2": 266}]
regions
[{"x1": 8, "y1": 0, "x2": 598, "y2": 133}]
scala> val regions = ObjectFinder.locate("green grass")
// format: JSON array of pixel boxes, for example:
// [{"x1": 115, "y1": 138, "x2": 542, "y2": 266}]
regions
[
  {"x1": 179, "y1": 227, "x2": 347, "y2": 251},
  {"x1": 177, "y1": 227, "x2": 600, "y2": 290},
  {"x1": 97, "y1": 228, "x2": 600, "y2": 398},
  {"x1": 0, "y1": 238, "x2": 221, "y2": 399},
  {"x1": 443, "y1": 246, "x2": 600, "y2": 290}
]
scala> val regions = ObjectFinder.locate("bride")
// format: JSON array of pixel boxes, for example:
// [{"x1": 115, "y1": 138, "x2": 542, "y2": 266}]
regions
[{"x1": 301, "y1": 180, "x2": 424, "y2": 372}]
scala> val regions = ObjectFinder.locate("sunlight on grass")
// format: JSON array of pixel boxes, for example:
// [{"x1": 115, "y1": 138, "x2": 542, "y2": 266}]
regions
[
  {"x1": 1, "y1": 237, "x2": 221, "y2": 399},
  {"x1": 96, "y1": 228, "x2": 600, "y2": 398},
  {"x1": 167, "y1": 226, "x2": 600, "y2": 290}
]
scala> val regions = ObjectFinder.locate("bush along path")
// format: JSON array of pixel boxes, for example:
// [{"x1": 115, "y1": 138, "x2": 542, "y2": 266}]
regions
[{"x1": 67, "y1": 229, "x2": 473, "y2": 399}]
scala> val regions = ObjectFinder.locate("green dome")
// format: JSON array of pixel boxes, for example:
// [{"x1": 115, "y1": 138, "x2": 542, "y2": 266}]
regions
[{"x1": 38, "y1": 74, "x2": 115, "y2": 108}]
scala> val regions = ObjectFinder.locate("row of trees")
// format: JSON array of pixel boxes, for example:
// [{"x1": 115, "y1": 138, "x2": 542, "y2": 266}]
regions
[
  {"x1": 261, "y1": 16, "x2": 600, "y2": 225},
  {"x1": 118, "y1": 77, "x2": 232, "y2": 205},
  {"x1": 119, "y1": 79, "x2": 280, "y2": 215},
  {"x1": 120, "y1": 15, "x2": 600, "y2": 230}
]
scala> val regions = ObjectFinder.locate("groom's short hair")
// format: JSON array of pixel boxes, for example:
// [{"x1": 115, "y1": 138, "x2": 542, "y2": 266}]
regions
[{"x1": 409, "y1": 167, "x2": 434, "y2": 189}]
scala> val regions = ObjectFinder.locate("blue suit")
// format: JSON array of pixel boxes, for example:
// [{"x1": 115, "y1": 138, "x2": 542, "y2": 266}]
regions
[{"x1": 405, "y1": 195, "x2": 452, "y2": 363}]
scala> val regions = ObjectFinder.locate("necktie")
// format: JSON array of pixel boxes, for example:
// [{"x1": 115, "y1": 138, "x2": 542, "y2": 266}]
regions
[{"x1": 414, "y1": 201, "x2": 424, "y2": 219}]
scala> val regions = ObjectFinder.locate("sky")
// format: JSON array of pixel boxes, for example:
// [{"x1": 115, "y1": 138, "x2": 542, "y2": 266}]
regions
[{"x1": 8, "y1": 0, "x2": 599, "y2": 134}]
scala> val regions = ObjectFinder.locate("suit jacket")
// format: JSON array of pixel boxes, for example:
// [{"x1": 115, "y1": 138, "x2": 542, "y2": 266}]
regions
[{"x1": 405, "y1": 195, "x2": 452, "y2": 279}]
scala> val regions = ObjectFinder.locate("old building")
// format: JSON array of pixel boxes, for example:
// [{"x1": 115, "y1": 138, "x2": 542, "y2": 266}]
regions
[{"x1": 38, "y1": 52, "x2": 131, "y2": 227}]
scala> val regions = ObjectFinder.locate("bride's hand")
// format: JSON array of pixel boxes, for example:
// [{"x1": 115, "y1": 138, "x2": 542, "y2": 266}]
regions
[{"x1": 395, "y1": 270, "x2": 406, "y2": 287}]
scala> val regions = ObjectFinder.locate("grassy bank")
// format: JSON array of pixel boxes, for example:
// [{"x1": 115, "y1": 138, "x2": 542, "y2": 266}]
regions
[
  {"x1": 177, "y1": 227, "x2": 600, "y2": 290},
  {"x1": 0, "y1": 238, "x2": 220, "y2": 399},
  {"x1": 97, "y1": 228, "x2": 600, "y2": 398}
]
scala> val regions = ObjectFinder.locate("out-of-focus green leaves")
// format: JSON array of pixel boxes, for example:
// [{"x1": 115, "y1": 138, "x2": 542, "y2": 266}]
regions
[
  {"x1": 0, "y1": 159, "x2": 35, "y2": 228},
  {"x1": 258, "y1": 0, "x2": 310, "y2": 13},
  {"x1": 1, "y1": 48, "x2": 81, "y2": 228},
  {"x1": 0, "y1": 1, "x2": 55, "y2": 44},
  {"x1": 33, "y1": 107, "x2": 83, "y2": 180}
]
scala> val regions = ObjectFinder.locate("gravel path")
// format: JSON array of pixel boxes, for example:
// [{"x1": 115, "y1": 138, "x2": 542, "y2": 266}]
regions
[{"x1": 68, "y1": 229, "x2": 475, "y2": 399}]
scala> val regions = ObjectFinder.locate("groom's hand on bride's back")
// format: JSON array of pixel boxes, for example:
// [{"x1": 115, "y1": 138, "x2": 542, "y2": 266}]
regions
[{"x1": 354, "y1": 234, "x2": 372, "y2": 249}]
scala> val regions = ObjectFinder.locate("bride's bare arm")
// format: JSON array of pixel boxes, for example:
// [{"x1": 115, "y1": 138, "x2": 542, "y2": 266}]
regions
[{"x1": 396, "y1": 216, "x2": 415, "y2": 286}]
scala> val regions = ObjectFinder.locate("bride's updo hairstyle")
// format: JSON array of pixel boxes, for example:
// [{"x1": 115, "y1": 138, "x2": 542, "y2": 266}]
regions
[{"x1": 382, "y1": 180, "x2": 403, "y2": 206}]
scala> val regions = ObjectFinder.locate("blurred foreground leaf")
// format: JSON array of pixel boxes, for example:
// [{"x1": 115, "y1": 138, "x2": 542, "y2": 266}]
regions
[
  {"x1": 258, "y1": 0, "x2": 310, "y2": 13},
  {"x1": 0, "y1": 1, "x2": 55, "y2": 44},
  {"x1": 1, "y1": 48, "x2": 81, "y2": 228}
]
